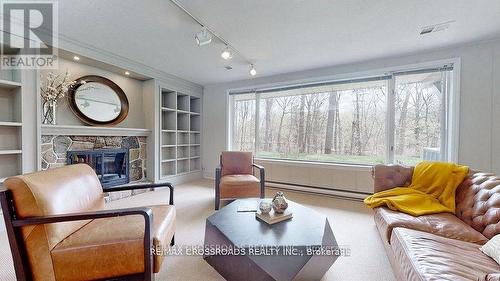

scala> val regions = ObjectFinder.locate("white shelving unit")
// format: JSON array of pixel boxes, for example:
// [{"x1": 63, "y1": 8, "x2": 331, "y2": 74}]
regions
[
  {"x1": 159, "y1": 88, "x2": 202, "y2": 179},
  {"x1": 0, "y1": 74, "x2": 23, "y2": 183}
]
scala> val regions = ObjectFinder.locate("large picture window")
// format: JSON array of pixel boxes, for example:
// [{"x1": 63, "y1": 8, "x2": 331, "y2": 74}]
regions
[{"x1": 230, "y1": 64, "x2": 455, "y2": 165}]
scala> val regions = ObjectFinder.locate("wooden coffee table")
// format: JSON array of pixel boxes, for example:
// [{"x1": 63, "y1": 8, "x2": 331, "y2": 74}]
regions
[{"x1": 203, "y1": 198, "x2": 338, "y2": 281}]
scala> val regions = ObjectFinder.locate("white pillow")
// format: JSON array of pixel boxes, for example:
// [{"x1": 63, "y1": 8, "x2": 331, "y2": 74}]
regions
[{"x1": 481, "y1": 234, "x2": 500, "y2": 265}]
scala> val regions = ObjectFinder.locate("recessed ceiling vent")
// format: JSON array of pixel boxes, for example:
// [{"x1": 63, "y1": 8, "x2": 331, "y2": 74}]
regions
[{"x1": 420, "y1": 20, "x2": 455, "y2": 35}]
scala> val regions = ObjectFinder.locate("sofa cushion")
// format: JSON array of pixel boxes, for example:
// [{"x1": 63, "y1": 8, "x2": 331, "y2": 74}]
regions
[
  {"x1": 220, "y1": 174, "x2": 260, "y2": 198},
  {"x1": 374, "y1": 207, "x2": 488, "y2": 244},
  {"x1": 391, "y1": 227, "x2": 499, "y2": 281},
  {"x1": 51, "y1": 205, "x2": 175, "y2": 281},
  {"x1": 456, "y1": 172, "x2": 500, "y2": 239}
]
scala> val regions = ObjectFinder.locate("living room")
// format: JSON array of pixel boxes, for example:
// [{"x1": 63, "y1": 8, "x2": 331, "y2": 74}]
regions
[{"x1": 0, "y1": 1, "x2": 500, "y2": 280}]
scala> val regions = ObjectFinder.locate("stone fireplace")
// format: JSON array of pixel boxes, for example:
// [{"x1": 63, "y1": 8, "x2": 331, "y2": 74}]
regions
[{"x1": 41, "y1": 135, "x2": 148, "y2": 200}]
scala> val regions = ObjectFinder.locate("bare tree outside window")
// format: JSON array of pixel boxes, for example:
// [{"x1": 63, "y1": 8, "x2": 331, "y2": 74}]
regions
[
  {"x1": 231, "y1": 68, "x2": 452, "y2": 165},
  {"x1": 243, "y1": 80, "x2": 387, "y2": 164},
  {"x1": 233, "y1": 95, "x2": 255, "y2": 151},
  {"x1": 394, "y1": 72, "x2": 443, "y2": 165}
]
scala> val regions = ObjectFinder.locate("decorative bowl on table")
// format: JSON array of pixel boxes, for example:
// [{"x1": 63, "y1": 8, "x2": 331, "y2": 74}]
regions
[{"x1": 259, "y1": 201, "x2": 272, "y2": 214}]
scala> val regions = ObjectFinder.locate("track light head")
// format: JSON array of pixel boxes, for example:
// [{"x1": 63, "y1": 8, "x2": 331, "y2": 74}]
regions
[
  {"x1": 221, "y1": 46, "x2": 233, "y2": 60},
  {"x1": 195, "y1": 27, "x2": 212, "y2": 46},
  {"x1": 249, "y1": 64, "x2": 257, "y2": 76}
]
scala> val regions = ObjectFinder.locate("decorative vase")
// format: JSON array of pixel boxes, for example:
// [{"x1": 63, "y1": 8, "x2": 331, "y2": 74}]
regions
[
  {"x1": 272, "y1": 191, "x2": 288, "y2": 214},
  {"x1": 42, "y1": 100, "x2": 57, "y2": 125},
  {"x1": 259, "y1": 201, "x2": 272, "y2": 214}
]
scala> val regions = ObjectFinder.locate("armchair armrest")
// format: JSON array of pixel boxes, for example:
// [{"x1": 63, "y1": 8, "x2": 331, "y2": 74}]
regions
[
  {"x1": 252, "y1": 164, "x2": 265, "y2": 198},
  {"x1": 10, "y1": 206, "x2": 155, "y2": 280},
  {"x1": 11, "y1": 207, "x2": 152, "y2": 227},
  {"x1": 103, "y1": 182, "x2": 174, "y2": 205},
  {"x1": 252, "y1": 163, "x2": 264, "y2": 170}
]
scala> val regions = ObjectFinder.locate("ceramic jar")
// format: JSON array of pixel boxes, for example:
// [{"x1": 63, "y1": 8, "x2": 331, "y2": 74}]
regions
[{"x1": 272, "y1": 191, "x2": 288, "y2": 214}]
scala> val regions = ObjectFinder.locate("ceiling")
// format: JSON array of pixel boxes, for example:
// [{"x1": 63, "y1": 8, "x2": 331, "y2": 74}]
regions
[{"x1": 58, "y1": 0, "x2": 500, "y2": 85}]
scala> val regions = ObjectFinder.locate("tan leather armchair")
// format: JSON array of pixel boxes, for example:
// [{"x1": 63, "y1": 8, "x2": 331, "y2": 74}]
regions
[
  {"x1": 214, "y1": 151, "x2": 265, "y2": 210},
  {"x1": 0, "y1": 164, "x2": 175, "y2": 281}
]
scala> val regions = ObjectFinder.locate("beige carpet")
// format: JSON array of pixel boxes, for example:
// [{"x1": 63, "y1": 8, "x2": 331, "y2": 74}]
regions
[{"x1": 0, "y1": 180, "x2": 395, "y2": 281}]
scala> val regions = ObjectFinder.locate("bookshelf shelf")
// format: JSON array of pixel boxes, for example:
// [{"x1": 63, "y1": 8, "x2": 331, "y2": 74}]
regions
[
  {"x1": 159, "y1": 87, "x2": 201, "y2": 179},
  {"x1": 0, "y1": 77, "x2": 23, "y2": 181}
]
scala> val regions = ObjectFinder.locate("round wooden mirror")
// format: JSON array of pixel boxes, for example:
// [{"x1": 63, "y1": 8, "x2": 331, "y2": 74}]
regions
[{"x1": 68, "y1": 75, "x2": 129, "y2": 126}]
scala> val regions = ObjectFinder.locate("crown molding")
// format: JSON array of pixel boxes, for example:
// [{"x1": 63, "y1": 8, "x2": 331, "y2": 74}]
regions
[{"x1": 56, "y1": 33, "x2": 203, "y2": 94}]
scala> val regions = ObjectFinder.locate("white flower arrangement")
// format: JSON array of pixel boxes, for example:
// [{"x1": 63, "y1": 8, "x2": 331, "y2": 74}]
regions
[{"x1": 40, "y1": 71, "x2": 76, "y2": 103}]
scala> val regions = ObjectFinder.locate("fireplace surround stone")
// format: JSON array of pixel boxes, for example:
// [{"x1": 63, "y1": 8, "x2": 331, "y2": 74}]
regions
[{"x1": 41, "y1": 135, "x2": 149, "y2": 201}]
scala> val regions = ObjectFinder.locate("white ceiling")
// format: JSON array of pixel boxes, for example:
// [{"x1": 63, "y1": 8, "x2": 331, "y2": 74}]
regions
[{"x1": 59, "y1": 0, "x2": 500, "y2": 85}]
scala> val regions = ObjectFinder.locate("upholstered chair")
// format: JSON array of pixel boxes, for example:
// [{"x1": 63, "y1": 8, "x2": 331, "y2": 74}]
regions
[
  {"x1": 0, "y1": 164, "x2": 175, "y2": 281},
  {"x1": 214, "y1": 151, "x2": 265, "y2": 210}
]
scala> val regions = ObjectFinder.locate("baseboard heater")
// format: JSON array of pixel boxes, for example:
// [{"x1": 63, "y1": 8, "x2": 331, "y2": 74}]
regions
[{"x1": 265, "y1": 181, "x2": 371, "y2": 202}]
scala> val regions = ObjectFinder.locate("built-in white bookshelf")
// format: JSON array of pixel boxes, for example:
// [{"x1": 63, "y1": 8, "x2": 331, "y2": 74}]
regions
[
  {"x1": 0, "y1": 70, "x2": 23, "y2": 183},
  {"x1": 159, "y1": 88, "x2": 201, "y2": 179}
]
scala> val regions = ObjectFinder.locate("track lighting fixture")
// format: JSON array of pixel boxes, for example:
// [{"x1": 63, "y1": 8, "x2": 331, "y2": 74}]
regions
[
  {"x1": 249, "y1": 64, "x2": 257, "y2": 76},
  {"x1": 195, "y1": 27, "x2": 212, "y2": 46},
  {"x1": 170, "y1": 0, "x2": 259, "y2": 77},
  {"x1": 221, "y1": 46, "x2": 233, "y2": 60}
]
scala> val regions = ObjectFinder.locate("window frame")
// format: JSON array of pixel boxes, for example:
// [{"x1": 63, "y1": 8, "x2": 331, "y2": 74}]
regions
[{"x1": 227, "y1": 58, "x2": 461, "y2": 166}]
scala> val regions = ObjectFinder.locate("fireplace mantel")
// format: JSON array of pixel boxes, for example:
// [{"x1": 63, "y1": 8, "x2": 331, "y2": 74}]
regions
[{"x1": 41, "y1": 125, "x2": 152, "y2": 137}]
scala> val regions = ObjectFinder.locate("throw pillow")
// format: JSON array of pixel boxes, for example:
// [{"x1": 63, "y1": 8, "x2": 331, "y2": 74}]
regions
[{"x1": 481, "y1": 234, "x2": 500, "y2": 265}]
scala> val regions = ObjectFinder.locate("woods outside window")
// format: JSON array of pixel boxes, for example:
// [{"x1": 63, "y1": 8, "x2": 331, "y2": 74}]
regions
[{"x1": 230, "y1": 64, "x2": 456, "y2": 166}]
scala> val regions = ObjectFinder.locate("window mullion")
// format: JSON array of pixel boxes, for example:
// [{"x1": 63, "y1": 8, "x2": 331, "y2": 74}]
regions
[
  {"x1": 387, "y1": 76, "x2": 395, "y2": 164},
  {"x1": 254, "y1": 93, "x2": 260, "y2": 154},
  {"x1": 440, "y1": 71, "x2": 448, "y2": 161},
  {"x1": 228, "y1": 96, "x2": 235, "y2": 150}
]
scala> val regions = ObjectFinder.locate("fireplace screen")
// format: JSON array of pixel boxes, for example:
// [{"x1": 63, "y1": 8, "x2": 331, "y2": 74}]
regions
[{"x1": 67, "y1": 149, "x2": 129, "y2": 187}]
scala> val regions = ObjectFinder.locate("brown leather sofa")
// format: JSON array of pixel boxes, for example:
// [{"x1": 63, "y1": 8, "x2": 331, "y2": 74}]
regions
[
  {"x1": 214, "y1": 151, "x2": 265, "y2": 210},
  {"x1": 0, "y1": 164, "x2": 175, "y2": 281},
  {"x1": 372, "y1": 164, "x2": 500, "y2": 281}
]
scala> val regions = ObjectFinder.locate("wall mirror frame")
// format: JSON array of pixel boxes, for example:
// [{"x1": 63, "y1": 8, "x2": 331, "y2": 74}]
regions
[{"x1": 68, "y1": 75, "x2": 129, "y2": 126}]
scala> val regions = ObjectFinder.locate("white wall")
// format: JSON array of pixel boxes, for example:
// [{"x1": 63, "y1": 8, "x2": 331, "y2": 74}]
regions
[
  {"x1": 202, "y1": 38, "x2": 500, "y2": 193},
  {"x1": 40, "y1": 58, "x2": 146, "y2": 129}
]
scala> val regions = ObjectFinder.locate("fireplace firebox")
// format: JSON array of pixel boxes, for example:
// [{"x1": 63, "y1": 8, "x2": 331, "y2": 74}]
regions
[{"x1": 67, "y1": 149, "x2": 129, "y2": 187}]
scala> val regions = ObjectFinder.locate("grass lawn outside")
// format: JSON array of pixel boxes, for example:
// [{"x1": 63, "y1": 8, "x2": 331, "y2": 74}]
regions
[{"x1": 256, "y1": 151, "x2": 422, "y2": 166}]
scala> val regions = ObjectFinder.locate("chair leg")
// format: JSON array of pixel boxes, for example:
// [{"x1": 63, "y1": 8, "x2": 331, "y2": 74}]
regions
[
  {"x1": 170, "y1": 235, "x2": 175, "y2": 246},
  {"x1": 215, "y1": 166, "x2": 221, "y2": 211}
]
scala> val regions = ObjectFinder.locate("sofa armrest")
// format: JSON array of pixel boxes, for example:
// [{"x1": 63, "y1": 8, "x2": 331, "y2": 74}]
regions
[
  {"x1": 372, "y1": 164, "x2": 414, "y2": 193},
  {"x1": 478, "y1": 273, "x2": 500, "y2": 281},
  {"x1": 103, "y1": 182, "x2": 174, "y2": 205}
]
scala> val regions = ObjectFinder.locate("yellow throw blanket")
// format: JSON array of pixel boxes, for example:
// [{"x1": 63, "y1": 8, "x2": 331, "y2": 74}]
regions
[{"x1": 364, "y1": 161, "x2": 469, "y2": 216}]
